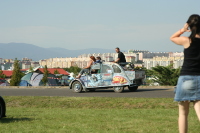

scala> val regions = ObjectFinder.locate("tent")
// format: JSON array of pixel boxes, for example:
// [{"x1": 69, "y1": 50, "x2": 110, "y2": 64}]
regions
[{"x1": 19, "y1": 72, "x2": 59, "y2": 86}]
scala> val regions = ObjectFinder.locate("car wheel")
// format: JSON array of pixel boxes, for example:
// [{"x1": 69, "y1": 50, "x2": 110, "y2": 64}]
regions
[
  {"x1": 128, "y1": 86, "x2": 138, "y2": 92},
  {"x1": 113, "y1": 86, "x2": 124, "y2": 93},
  {"x1": 0, "y1": 100, "x2": 3, "y2": 119},
  {"x1": 72, "y1": 81, "x2": 83, "y2": 93}
]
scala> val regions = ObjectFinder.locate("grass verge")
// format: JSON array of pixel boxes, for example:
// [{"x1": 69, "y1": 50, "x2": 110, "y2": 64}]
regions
[{"x1": 1, "y1": 96, "x2": 200, "y2": 133}]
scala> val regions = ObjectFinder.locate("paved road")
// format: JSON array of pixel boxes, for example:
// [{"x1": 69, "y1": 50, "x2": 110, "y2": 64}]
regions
[{"x1": 0, "y1": 87, "x2": 174, "y2": 98}]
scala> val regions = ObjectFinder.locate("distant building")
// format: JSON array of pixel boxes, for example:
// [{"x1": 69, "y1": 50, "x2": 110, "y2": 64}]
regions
[
  {"x1": 0, "y1": 58, "x2": 3, "y2": 64},
  {"x1": 31, "y1": 62, "x2": 40, "y2": 68},
  {"x1": 22, "y1": 57, "x2": 32, "y2": 61},
  {"x1": 128, "y1": 49, "x2": 149, "y2": 53},
  {"x1": 21, "y1": 61, "x2": 40, "y2": 69},
  {"x1": 0, "y1": 58, "x2": 40, "y2": 70},
  {"x1": 2, "y1": 70, "x2": 13, "y2": 78},
  {"x1": 4, "y1": 59, "x2": 13, "y2": 63},
  {"x1": 22, "y1": 62, "x2": 31, "y2": 69},
  {"x1": 39, "y1": 57, "x2": 90, "y2": 68},
  {"x1": 39, "y1": 50, "x2": 184, "y2": 69},
  {"x1": 143, "y1": 56, "x2": 184, "y2": 69},
  {"x1": 126, "y1": 56, "x2": 135, "y2": 63}
]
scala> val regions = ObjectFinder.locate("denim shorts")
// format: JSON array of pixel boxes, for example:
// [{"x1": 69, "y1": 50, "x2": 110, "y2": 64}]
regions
[{"x1": 174, "y1": 75, "x2": 200, "y2": 102}]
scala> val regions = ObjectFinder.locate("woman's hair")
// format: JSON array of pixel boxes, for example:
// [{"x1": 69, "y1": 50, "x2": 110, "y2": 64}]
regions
[
  {"x1": 187, "y1": 14, "x2": 200, "y2": 41},
  {"x1": 90, "y1": 56, "x2": 96, "y2": 62},
  {"x1": 96, "y1": 56, "x2": 101, "y2": 60}
]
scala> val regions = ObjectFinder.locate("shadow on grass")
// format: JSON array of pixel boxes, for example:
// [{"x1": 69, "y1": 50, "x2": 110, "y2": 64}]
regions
[{"x1": 0, "y1": 117, "x2": 33, "y2": 123}]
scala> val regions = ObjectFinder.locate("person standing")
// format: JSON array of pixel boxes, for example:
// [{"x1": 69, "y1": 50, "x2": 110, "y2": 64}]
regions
[
  {"x1": 113, "y1": 47, "x2": 126, "y2": 63},
  {"x1": 170, "y1": 14, "x2": 200, "y2": 133}
]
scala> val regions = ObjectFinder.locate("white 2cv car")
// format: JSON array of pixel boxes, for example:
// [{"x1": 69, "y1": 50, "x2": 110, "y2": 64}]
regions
[{"x1": 69, "y1": 62, "x2": 145, "y2": 93}]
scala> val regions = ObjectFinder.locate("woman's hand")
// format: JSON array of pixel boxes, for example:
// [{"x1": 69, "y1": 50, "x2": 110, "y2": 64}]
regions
[
  {"x1": 181, "y1": 23, "x2": 190, "y2": 32},
  {"x1": 170, "y1": 23, "x2": 190, "y2": 46}
]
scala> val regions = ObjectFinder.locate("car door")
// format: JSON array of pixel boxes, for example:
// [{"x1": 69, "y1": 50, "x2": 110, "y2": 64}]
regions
[
  {"x1": 87, "y1": 63, "x2": 102, "y2": 87},
  {"x1": 111, "y1": 64, "x2": 129, "y2": 86},
  {"x1": 100, "y1": 64, "x2": 113, "y2": 86}
]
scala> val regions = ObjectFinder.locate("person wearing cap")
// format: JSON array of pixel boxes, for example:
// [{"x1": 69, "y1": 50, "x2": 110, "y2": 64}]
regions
[
  {"x1": 95, "y1": 56, "x2": 102, "y2": 63},
  {"x1": 113, "y1": 47, "x2": 126, "y2": 63}
]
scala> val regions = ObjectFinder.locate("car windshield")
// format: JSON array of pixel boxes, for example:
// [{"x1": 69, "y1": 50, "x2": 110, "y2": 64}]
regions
[{"x1": 112, "y1": 65, "x2": 121, "y2": 73}]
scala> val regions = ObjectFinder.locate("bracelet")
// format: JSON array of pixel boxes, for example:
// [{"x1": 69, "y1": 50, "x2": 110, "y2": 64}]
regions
[{"x1": 180, "y1": 29, "x2": 184, "y2": 34}]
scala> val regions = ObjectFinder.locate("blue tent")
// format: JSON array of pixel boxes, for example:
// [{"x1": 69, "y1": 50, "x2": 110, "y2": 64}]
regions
[{"x1": 19, "y1": 72, "x2": 59, "y2": 86}]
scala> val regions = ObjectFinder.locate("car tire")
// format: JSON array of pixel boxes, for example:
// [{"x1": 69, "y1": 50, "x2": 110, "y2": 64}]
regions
[
  {"x1": 72, "y1": 81, "x2": 83, "y2": 93},
  {"x1": 128, "y1": 86, "x2": 138, "y2": 92},
  {"x1": 0, "y1": 100, "x2": 4, "y2": 119},
  {"x1": 113, "y1": 86, "x2": 124, "y2": 93}
]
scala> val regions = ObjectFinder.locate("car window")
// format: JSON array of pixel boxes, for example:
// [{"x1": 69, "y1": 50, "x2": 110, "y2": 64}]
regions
[
  {"x1": 91, "y1": 63, "x2": 101, "y2": 69},
  {"x1": 0, "y1": 79, "x2": 5, "y2": 82},
  {"x1": 102, "y1": 65, "x2": 112, "y2": 73},
  {"x1": 91, "y1": 63, "x2": 101, "y2": 74},
  {"x1": 112, "y1": 65, "x2": 121, "y2": 73}
]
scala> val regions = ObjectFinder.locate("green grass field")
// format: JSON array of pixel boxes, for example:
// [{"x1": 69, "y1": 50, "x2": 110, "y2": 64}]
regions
[{"x1": 1, "y1": 96, "x2": 199, "y2": 133}]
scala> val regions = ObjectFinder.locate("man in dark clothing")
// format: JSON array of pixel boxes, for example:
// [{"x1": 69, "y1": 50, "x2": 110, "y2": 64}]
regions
[{"x1": 114, "y1": 47, "x2": 126, "y2": 63}]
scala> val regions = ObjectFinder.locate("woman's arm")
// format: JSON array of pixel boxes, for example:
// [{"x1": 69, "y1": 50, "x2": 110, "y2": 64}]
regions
[
  {"x1": 170, "y1": 23, "x2": 190, "y2": 47},
  {"x1": 84, "y1": 60, "x2": 93, "y2": 69}
]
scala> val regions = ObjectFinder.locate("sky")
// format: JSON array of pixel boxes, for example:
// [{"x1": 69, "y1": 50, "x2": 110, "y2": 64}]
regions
[{"x1": 0, "y1": 0, "x2": 200, "y2": 52}]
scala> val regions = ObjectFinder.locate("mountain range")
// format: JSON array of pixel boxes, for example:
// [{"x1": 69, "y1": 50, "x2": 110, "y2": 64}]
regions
[{"x1": 0, "y1": 43, "x2": 115, "y2": 61}]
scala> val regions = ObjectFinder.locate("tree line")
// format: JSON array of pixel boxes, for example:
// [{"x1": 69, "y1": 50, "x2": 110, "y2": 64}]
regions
[{"x1": 143, "y1": 64, "x2": 180, "y2": 86}]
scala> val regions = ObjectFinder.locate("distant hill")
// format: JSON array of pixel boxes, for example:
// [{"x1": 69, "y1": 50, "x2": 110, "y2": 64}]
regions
[{"x1": 0, "y1": 43, "x2": 115, "y2": 61}]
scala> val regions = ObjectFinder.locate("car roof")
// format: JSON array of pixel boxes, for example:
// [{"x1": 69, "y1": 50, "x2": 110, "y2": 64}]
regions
[
  {"x1": 91, "y1": 62, "x2": 122, "y2": 70},
  {"x1": 101, "y1": 62, "x2": 120, "y2": 66},
  {"x1": 92, "y1": 62, "x2": 122, "y2": 68}
]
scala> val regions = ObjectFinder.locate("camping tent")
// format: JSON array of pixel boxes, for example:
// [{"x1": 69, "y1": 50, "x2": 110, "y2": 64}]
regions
[{"x1": 19, "y1": 72, "x2": 59, "y2": 86}]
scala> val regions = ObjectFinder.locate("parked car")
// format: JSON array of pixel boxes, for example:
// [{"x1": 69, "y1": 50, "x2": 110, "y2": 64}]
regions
[
  {"x1": 69, "y1": 62, "x2": 145, "y2": 93},
  {"x1": 0, "y1": 78, "x2": 10, "y2": 86},
  {"x1": 58, "y1": 76, "x2": 74, "y2": 86},
  {"x1": 0, "y1": 96, "x2": 6, "y2": 119}
]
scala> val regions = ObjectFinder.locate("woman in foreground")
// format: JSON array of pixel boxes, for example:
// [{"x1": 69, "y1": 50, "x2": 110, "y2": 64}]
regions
[{"x1": 170, "y1": 14, "x2": 200, "y2": 133}]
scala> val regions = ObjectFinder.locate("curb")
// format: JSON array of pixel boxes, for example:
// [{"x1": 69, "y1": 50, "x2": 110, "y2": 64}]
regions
[
  {"x1": 0, "y1": 86, "x2": 175, "y2": 89},
  {"x1": 0, "y1": 86, "x2": 68, "y2": 89},
  {"x1": 138, "y1": 86, "x2": 175, "y2": 89}
]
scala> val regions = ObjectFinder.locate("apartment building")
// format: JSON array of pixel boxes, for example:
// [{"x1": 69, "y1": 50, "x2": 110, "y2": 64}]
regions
[
  {"x1": 0, "y1": 58, "x2": 3, "y2": 64},
  {"x1": 0, "y1": 58, "x2": 40, "y2": 70},
  {"x1": 143, "y1": 56, "x2": 184, "y2": 69},
  {"x1": 21, "y1": 62, "x2": 40, "y2": 69},
  {"x1": 39, "y1": 50, "x2": 184, "y2": 69},
  {"x1": 39, "y1": 57, "x2": 90, "y2": 68}
]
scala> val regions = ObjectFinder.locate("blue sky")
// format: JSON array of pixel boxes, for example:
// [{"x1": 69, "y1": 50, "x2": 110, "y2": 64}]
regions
[{"x1": 0, "y1": 0, "x2": 199, "y2": 52}]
